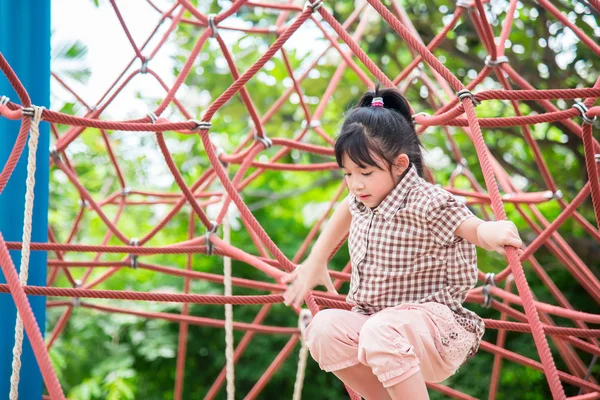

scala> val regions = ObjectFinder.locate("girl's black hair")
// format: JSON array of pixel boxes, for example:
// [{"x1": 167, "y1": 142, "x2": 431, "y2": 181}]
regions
[{"x1": 334, "y1": 83, "x2": 426, "y2": 178}]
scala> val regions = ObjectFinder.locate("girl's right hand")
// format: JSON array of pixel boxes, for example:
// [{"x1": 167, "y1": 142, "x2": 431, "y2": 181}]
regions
[{"x1": 281, "y1": 259, "x2": 338, "y2": 308}]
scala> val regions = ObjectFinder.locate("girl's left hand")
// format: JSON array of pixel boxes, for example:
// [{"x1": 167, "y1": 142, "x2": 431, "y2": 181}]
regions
[{"x1": 477, "y1": 220, "x2": 523, "y2": 255}]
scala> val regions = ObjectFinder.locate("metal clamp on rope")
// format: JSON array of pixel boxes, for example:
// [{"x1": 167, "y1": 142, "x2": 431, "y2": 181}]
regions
[
  {"x1": 543, "y1": 190, "x2": 562, "y2": 200},
  {"x1": 50, "y1": 145, "x2": 61, "y2": 162},
  {"x1": 208, "y1": 14, "x2": 218, "y2": 38},
  {"x1": 304, "y1": 0, "x2": 323, "y2": 12},
  {"x1": 302, "y1": 119, "x2": 321, "y2": 129},
  {"x1": 190, "y1": 119, "x2": 212, "y2": 131},
  {"x1": 0, "y1": 96, "x2": 9, "y2": 106},
  {"x1": 216, "y1": 147, "x2": 229, "y2": 167},
  {"x1": 457, "y1": 89, "x2": 480, "y2": 106},
  {"x1": 140, "y1": 58, "x2": 149, "y2": 74},
  {"x1": 596, "y1": 154, "x2": 600, "y2": 164},
  {"x1": 411, "y1": 112, "x2": 430, "y2": 123},
  {"x1": 254, "y1": 133, "x2": 273, "y2": 149},
  {"x1": 298, "y1": 309, "x2": 313, "y2": 338},
  {"x1": 147, "y1": 111, "x2": 158, "y2": 124},
  {"x1": 129, "y1": 238, "x2": 139, "y2": 269},
  {"x1": 205, "y1": 221, "x2": 219, "y2": 256},
  {"x1": 572, "y1": 101, "x2": 597, "y2": 125},
  {"x1": 21, "y1": 106, "x2": 35, "y2": 117},
  {"x1": 484, "y1": 56, "x2": 509, "y2": 68},
  {"x1": 78, "y1": 199, "x2": 88, "y2": 208},
  {"x1": 72, "y1": 279, "x2": 82, "y2": 307},
  {"x1": 121, "y1": 186, "x2": 132, "y2": 196},
  {"x1": 483, "y1": 272, "x2": 496, "y2": 308},
  {"x1": 456, "y1": 0, "x2": 472, "y2": 8}
]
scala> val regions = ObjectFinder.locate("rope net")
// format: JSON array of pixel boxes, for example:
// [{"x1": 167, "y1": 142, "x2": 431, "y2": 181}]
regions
[{"x1": 0, "y1": 0, "x2": 599, "y2": 399}]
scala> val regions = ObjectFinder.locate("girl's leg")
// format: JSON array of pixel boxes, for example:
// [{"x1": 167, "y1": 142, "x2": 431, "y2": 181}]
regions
[
  {"x1": 333, "y1": 363, "x2": 392, "y2": 400},
  {"x1": 304, "y1": 309, "x2": 390, "y2": 399},
  {"x1": 386, "y1": 370, "x2": 429, "y2": 400}
]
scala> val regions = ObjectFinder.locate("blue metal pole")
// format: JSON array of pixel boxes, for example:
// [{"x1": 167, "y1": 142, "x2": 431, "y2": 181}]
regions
[{"x1": 0, "y1": 1, "x2": 50, "y2": 399}]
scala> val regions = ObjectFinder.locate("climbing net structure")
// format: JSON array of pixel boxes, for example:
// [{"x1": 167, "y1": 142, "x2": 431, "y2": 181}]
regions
[{"x1": 0, "y1": 0, "x2": 599, "y2": 399}]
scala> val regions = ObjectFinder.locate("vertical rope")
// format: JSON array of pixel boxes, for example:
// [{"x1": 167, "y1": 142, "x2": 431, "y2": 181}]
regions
[
  {"x1": 223, "y1": 206, "x2": 235, "y2": 400},
  {"x1": 10, "y1": 106, "x2": 44, "y2": 400},
  {"x1": 292, "y1": 309, "x2": 311, "y2": 400}
]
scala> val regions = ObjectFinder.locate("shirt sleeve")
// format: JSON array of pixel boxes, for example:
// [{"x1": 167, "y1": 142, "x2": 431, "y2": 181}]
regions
[{"x1": 426, "y1": 193, "x2": 474, "y2": 247}]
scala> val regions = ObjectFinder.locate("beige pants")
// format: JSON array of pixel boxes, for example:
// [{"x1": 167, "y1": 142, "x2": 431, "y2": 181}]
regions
[{"x1": 304, "y1": 302, "x2": 477, "y2": 387}]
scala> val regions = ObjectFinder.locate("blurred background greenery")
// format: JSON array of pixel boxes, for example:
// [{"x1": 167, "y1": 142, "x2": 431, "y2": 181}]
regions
[{"x1": 46, "y1": 0, "x2": 599, "y2": 398}]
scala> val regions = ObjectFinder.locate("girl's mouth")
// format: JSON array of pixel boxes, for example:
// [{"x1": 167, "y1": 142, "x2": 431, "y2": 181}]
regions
[{"x1": 359, "y1": 195, "x2": 371, "y2": 200}]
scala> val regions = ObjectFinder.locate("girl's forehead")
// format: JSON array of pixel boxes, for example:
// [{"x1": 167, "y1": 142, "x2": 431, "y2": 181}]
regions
[{"x1": 341, "y1": 151, "x2": 385, "y2": 169}]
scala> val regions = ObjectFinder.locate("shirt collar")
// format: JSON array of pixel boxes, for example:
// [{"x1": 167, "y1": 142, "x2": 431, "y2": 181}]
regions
[{"x1": 354, "y1": 163, "x2": 421, "y2": 221}]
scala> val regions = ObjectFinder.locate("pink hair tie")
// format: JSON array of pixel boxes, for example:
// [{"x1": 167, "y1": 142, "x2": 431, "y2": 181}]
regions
[{"x1": 371, "y1": 97, "x2": 384, "y2": 107}]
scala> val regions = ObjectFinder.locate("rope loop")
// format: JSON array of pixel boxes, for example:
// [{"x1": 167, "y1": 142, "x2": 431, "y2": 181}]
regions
[
  {"x1": 304, "y1": 0, "x2": 323, "y2": 12},
  {"x1": 484, "y1": 55, "x2": 509, "y2": 67},
  {"x1": 129, "y1": 238, "x2": 139, "y2": 269},
  {"x1": 254, "y1": 133, "x2": 273, "y2": 149},
  {"x1": 457, "y1": 89, "x2": 481, "y2": 106},
  {"x1": 190, "y1": 119, "x2": 212, "y2": 131},
  {"x1": 208, "y1": 14, "x2": 218, "y2": 38},
  {"x1": 205, "y1": 221, "x2": 219, "y2": 256},
  {"x1": 572, "y1": 101, "x2": 597, "y2": 125},
  {"x1": 483, "y1": 272, "x2": 496, "y2": 308}
]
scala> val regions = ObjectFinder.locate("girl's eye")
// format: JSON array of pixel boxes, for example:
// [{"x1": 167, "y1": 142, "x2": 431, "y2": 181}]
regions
[
  {"x1": 361, "y1": 172, "x2": 372, "y2": 177},
  {"x1": 343, "y1": 173, "x2": 351, "y2": 177}
]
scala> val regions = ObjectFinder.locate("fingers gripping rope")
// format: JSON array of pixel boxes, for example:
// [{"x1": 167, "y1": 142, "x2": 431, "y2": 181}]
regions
[
  {"x1": 10, "y1": 105, "x2": 44, "y2": 400},
  {"x1": 293, "y1": 309, "x2": 312, "y2": 400}
]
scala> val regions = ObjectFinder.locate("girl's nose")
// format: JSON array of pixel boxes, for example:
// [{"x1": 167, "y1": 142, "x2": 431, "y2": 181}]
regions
[{"x1": 351, "y1": 177, "x2": 365, "y2": 191}]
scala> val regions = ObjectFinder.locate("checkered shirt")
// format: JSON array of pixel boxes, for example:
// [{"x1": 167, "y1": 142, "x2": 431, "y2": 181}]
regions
[{"x1": 346, "y1": 164, "x2": 484, "y2": 355}]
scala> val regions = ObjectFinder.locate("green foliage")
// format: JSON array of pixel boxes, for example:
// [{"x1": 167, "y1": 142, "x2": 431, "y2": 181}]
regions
[{"x1": 47, "y1": 1, "x2": 599, "y2": 399}]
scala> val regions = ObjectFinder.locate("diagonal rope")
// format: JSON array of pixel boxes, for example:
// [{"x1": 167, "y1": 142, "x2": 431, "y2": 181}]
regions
[{"x1": 9, "y1": 105, "x2": 44, "y2": 400}]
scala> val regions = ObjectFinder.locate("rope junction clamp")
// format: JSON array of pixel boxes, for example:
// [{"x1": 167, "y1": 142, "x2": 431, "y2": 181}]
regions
[
  {"x1": 50, "y1": 145, "x2": 61, "y2": 162},
  {"x1": 483, "y1": 272, "x2": 496, "y2": 308},
  {"x1": 456, "y1": 0, "x2": 472, "y2": 8},
  {"x1": 140, "y1": 58, "x2": 149, "y2": 74},
  {"x1": 254, "y1": 133, "x2": 273, "y2": 149},
  {"x1": 147, "y1": 111, "x2": 158, "y2": 124},
  {"x1": 572, "y1": 101, "x2": 597, "y2": 125},
  {"x1": 205, "y1": 221, "x2": 219, "y2": 256},
  {"x1": 72, "y1": 280, "x2": 82, "y2": 307},
  {"x1": 129, "y1": 238, "x2": 139, "y2": 269},
  {"x1": 190, "y1": 119, "x2": 212, "y2": 131},
  {"x1": 21, "y1": 107, "x2": 35, "y2": 117},
  {"x1": 0, "y1": 96, "x2": 9, "y2": 106},
  {"x1": 305, "y1": 0, "x2": 323, "y2": 12},
  {"x1": 208, "y1": 14, "x2": 218, "y2": 38},
  {"x1": 484, "y1": 56, "x2": 509, "y2": 68},
  {"x1": 457, "y1": 89, "x2": 481, "y2": 106}
]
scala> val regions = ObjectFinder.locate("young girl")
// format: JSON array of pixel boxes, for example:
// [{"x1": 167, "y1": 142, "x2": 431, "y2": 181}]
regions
[{"x1": 282, "y1": 86, "x2": 522, "y2": 400}]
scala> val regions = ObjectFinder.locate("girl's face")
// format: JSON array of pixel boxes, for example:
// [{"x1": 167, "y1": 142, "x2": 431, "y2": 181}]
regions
[{"x1": 341, "y1": 152, "x2": 409, "y2": 208}]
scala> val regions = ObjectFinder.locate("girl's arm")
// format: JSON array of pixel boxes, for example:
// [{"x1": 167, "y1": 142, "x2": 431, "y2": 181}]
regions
[
  {"x1": 455, "y1": 216, "x2": 523, "y2": 255},
  {"x1": 281, "y1": 197, "x2": 352, "y2": 307}
]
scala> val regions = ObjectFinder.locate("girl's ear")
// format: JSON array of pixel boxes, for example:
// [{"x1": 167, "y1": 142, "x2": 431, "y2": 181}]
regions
[{"x1": 394, "y1": 154, "x2": 410, "y2": 176}]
